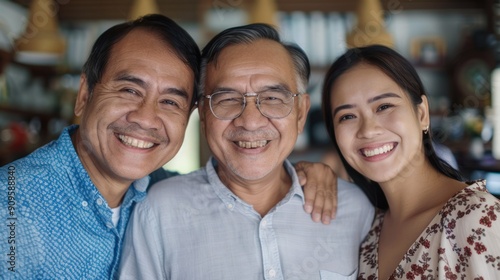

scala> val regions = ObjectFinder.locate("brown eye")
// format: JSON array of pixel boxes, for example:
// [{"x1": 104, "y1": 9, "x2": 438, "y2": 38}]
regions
[
  {"x1": 339, "y1": 114, "x2": 355, "y2": 122},
  {"x1": 377, "y1": 104, "x2": 393, "y2": 112},
  {"x1": 122, "y1": 88, "x2": 140, "y2": 96}
]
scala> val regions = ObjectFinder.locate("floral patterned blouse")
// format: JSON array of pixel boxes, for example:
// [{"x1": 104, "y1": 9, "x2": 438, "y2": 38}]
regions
[{"x1": 358, "y1": 180, "x2": 500, "y2": 280}]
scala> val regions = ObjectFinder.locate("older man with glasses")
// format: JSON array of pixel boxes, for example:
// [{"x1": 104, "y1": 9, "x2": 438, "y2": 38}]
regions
[{"x1": 118, "y1": 23, "x2": 374, "y2": 280}]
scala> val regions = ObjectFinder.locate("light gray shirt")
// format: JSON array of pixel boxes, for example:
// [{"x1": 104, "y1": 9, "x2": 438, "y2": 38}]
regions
[{"x1": 118, "y1": 158, "x2": 374, "y2": 280}]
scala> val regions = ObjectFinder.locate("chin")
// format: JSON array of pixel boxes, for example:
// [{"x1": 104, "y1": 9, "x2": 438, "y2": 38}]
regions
[
  {"x1": 117, "y1": 163, "x2": 158, "y2": 181},
  {"x1": 235, "y1": 169, "x2": 273, "y2": 181}
]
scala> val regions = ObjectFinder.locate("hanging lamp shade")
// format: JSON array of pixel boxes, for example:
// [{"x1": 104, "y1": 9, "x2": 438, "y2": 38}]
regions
[
  {"x1": 248, "y1": 0, "x2": 279, "y2": 27},
  {"x1": 14, "y1": 0, "x2": 65, "y2": 65},
  {"x1": 128, "y1": 0, "x2": 160, "y2": 20},
  {"x1": 346, "y1": 0, "x2": 393, "y2": 48}
]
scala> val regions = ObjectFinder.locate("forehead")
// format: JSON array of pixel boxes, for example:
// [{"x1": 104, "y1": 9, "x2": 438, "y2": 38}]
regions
[
  {"x1": 206, "y1": 39, "x2": 296, "y2": 88},
  {"x1": 103, "y1": 29, "x2": 194, "y2": 94},
  {"x1": 110, "y1": 29, "x2": 176, "y2": 59},
  {"x1": 332, "y1": 63, "x2": 406, "y2": 100},
  {"x1": 109, "y1": 30, "x2": 192, "y2": 75}
]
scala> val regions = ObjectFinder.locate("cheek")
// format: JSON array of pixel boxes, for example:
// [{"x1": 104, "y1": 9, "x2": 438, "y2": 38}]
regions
[
  {"x1": 162, "y1": 113, "x2": 190, "y2": 133},
  {"x1": 207, "y1": 123, "x2": 225, "y2": 142},
  {"x1": 334, "y1": 124, "x2": 352, "y2": 148},
  {"x1": 84, "y1": 110, "x2": 125, "y2": 135},
  {"x1": 206, "y1": 119, "x2": 230, "y2": 146},
  {"x1": 84, "y1": 98, "x2": 128, "y2": 122},
  {"x1": 389, "y1": 113, "x2": 417, "y2": 136},
  {"x1": 201, "y1": 107, "x2": 224, "y2": 131},
  {"x1": 334, "y1": 139, "x2": 348, "y2": 162}
]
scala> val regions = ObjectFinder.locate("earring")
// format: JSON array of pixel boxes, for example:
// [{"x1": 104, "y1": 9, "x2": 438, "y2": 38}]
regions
[{"x1": 423, "y1": 125, "x2": 429, "y2": 134}]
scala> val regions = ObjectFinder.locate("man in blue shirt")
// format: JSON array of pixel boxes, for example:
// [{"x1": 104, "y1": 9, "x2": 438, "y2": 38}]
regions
[
  {"x1": 0, "y1": 15, "x2": 338, "y2": 279},
  {"x1": 0, "y1": 14, "x2": 200, "y2": 279},
  {"x1": 119, "y1": 23, "x2": 374, "y2": 280}
]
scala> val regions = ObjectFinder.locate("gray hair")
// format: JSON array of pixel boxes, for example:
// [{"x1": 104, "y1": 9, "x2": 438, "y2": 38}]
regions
[{"x1": 199, "y1": 23, "x2": 310, "y2": 98}]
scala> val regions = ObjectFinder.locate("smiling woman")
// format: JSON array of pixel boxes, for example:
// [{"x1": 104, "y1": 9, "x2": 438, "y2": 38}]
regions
[
  {"x1": 330, "y1": 64, "x2": 425, "y2": 184},
  {"x1": 321, "y1": 44, "x2": 500, "y2": 280}
]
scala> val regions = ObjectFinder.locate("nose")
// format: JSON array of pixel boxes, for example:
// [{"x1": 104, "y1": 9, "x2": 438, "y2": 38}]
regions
[
  {"x1": 356, "y1": 116, "x2": 382, "y2": 139},
  {"x1": 126, "y1": 101, "x2": 162, "y2": 130},
  {"x1": 233, "y1": 96, "x2": 268, "y2": 130}
]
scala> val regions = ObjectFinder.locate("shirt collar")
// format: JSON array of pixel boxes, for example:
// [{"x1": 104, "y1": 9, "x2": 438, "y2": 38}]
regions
[
  {"x1": 60, "y1": 125, "x2": 149, "y2": 208},
  {"x1": 121, "y1": 176, "x2": 149, "y2": 210},
  {"x1": 58, "y1": 125, "x2": 97, "y2": 204},
  {"x1": 282, "y1": 160, "x2": 306, "y2": 204}
]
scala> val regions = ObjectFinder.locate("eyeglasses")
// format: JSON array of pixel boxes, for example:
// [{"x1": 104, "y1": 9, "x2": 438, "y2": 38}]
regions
[{"x1": 204, "y1": 89, "x2": 301, "y2": 120}]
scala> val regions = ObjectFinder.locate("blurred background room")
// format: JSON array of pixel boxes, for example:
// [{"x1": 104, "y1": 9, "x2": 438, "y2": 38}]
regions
[{"x1": 0, "y1": 0, "x2": 499, "y2": 197}]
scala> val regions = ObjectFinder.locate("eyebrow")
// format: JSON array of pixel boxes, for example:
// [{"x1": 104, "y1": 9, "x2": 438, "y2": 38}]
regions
[
  {"x1": 116, "y1": 74, "x2": 146, "y2": 88},
  {"x1": 211, "y1": 87, "x2": 236, "y2": 93},
  {"x1": 332, "y1": 92, "x2": 401, "y2": 117},
  {"x1": 367, "y1": 92, "x2": 401, "y2": 103},
  {"x1": 211, "y1": 83, "x2": 291, "y2": 94},
  {"x1": 116, "y1": 74, "x2": 189, "y2": 101}
]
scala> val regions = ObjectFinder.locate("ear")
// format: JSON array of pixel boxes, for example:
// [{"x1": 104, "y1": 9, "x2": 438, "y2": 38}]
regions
[
  {"x1": 417, "y1": 95, "x2": 430, "y2": 130},
  {"x1": 297, "y1": 93, "x2": 311, "y2": 134},
  {"x1": 74, "y1": 75, "x2": 91, "y2": 117}
]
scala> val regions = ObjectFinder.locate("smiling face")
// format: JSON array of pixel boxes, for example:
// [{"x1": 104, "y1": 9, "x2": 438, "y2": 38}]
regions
[
  {"x1": 200, "y1": 39, "x2": 310, "y2": 183},
  {"x1": 74, "y1": 29, "x2": 194, "y2": 186},
  {"x1": 330, "y1": 63, "x2": 429, "y2": 184}
]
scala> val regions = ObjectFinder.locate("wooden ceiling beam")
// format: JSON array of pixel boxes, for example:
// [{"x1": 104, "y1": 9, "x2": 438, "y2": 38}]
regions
[{"x1": 12, "y1": 0, "x2": 485, "y2": 22}]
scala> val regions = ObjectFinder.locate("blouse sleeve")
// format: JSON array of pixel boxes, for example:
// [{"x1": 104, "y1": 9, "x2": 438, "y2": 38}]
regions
[{"x1": 446, "y1": 190, "x2": 500, "y2": 279}]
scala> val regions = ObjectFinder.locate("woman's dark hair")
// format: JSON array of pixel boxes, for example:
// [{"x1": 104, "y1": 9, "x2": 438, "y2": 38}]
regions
[
  {"x1": 82, "y1": 14, "x2": 200, "y2": 108},
  {"x1": 321, "y1": 45, "x2": 464, "y2": 209}
]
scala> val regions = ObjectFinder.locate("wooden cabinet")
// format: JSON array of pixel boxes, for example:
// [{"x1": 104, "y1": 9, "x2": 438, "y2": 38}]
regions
[
  {"x1": 12, "y1": 0, "x2": 487, "y2": 22},
  {"x1": 0, "y1": 62, "x2": 76, "y2": 166}
]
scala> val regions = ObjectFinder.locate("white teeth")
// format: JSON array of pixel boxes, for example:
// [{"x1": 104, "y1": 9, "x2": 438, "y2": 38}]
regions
[
  {"x1": 118, "y1": 135, "x2": 155, "y2": 149},
  {"x1": 237, "y1": 140, "x2": 268, "y2": 149},
  {"x1": 362, "y1": 143, "x2": 394, "y2": 157}
]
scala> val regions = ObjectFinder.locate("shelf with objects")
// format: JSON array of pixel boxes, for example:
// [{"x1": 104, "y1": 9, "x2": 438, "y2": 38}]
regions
[
  {"x1": 0, "y1": 0, "x2": 78, "y2": 166},
  {"x1": 0, "y1": 59, "x2": 78, "y2": 166}
]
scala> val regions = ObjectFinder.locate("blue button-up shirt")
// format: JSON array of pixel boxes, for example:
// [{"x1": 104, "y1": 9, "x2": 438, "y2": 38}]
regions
[
  {"x1": 119, "y1": 157, "x2": 374, "y2": 280},
  {"x1": 0, "y1": 125, "x2": 149, "y2": 279}
]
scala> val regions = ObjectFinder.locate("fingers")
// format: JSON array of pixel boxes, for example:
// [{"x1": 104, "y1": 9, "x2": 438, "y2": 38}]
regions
[
  {"x1": 329, "y1": 179, "x2": 338, "y2": 220},
  {"x1": 312, "y1": 190, "x2": 328, "y2": 224},
  {"x1": 295, "y1": 161, "x2": 314, "y2": 215},
  {"x1": 297, "y1": 174, "x2": 307, "y2": 189},
  {"x1": 302, "y1": 181, "x2": 317, "y2": 216},
  {"x1": 294, "y1": 161, "x2": 339, "y2": 224}
]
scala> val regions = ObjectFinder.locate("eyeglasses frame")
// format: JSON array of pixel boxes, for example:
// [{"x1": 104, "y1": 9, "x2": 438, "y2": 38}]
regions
[{"x1": 203, "y1": 90, "x2": 301, "y2": 120}]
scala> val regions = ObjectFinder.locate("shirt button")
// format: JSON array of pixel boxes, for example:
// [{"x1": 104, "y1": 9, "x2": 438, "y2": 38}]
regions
[
  {"x1": 261, "y1": 220, "x2": 267, "y2": 227},
  {"x1": 268, "y1": 268, "x2": 276, "y2": 278},
  {"x1": 227, "y1": 203, "x2": 234, "y2": 210},
  {"x1": 82, "y1": 201, "x2": 88, "y2": 207},
  {"x1": 96, "y1": 198, "x2": 103, "y2": 205}
]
